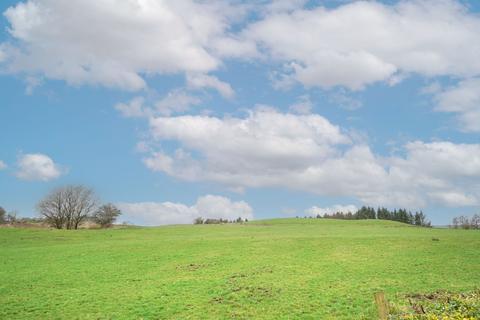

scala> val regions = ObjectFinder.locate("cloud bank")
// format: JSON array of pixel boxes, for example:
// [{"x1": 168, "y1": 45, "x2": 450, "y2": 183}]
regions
[
  {"x1": 117, "y1": 195, "x2": 253, "y2": 226},
  {"x1": 246, "y1": 0, "x2": 480, "y2": 89},
  {"x1": 1, "y1": 0, "x2": 253, "y2": 90},
  {"x1": 142, "y1": 108, "x2": 480, "y2": 208},
  {"x1": 3, "y1": 0, "x2": 480, "y2": 92}
]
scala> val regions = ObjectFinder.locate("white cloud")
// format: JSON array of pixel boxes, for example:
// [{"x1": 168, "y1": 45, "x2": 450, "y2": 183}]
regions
[
  {"x1": 306, "y1": 205, "x2": 358, "y2": 217},
  {"x1": 432, "y1": 78, "x2": 480, "y2": 132},
  {"x1": 16, "y1": 153, "x2": 63, "y2": 181},
  {"x1": 155, "y1": 90, "x2": 201, "y2": 116},
  {"x1": 4, "y1": 0, "x2": 480, "y2": 96},
  {"x1": 328, "y1": 89, "x2": 363, "y2": 110},
  {"x1": 262, "y1": 0, "x2": 308, "y2": 14},
  {"x1": 289, "y1": 95, "x2": 312, "y2": 114},
  {"x1": 146, "y1": 108, "x2": 351, "y2": 180},
  {"x1": 117, "y1": 195, "x2": 253, "y2": 226},
  {"x1": 187, "y1": 73, "x2": 235, "y2": 99},
  {"x1": 24, "y1": 76, "x2": 42, "y2": 95},
  {"x1": 0, "y1": 45, "x2": 6, "y2": 63},
  {"x1": 1, "y1": 0, "x2": 248, "y2": 90},
  {"x1": 143, "y1": 109, "x2": 480, "y2": 208},
  {"x1": 115, "y1": 90, "x2": 202, "y2": 118},
  {"x1": 427, "y1": 191, "x2": 478, "y2": 207},
  {"x1": 115, "y1": 97, "x2": 149, "y2": 118},
  {"x1": 0, "y1": 160, "x2": 7, "y2": 170},
  {"x1": 245, "y1": 0, "x2": 480, "y2": 90}
]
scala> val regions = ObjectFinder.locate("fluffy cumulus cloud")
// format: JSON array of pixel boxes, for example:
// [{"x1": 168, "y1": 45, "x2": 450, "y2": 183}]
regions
[
  {"x1": 5, "y1": 0, "x2": 480, "y2": 93},
  {"x1": 1, "y1": 0, "x2": 253, "y2": 90},
  {"x1": 245, "y1": 0, "x2": 480, "y2": 90},
  {"x1": 145, "y1": 108, "x2": 351, "y2": 181},
  {"x1": 117, "y1": 195, "x2": 253, "y2": 226},
  {"x1": 431, "y1": 78, "x2": 480, "y2": 132},
  {"x1": 142, "y1": 109, "x2": 480, "y2": 208},
  {"x1": 306, "y1": 205, "x2": 359, "y2": 217},
  {"x1": 0, "y1": 160, "x2": 7, "y2": 170},
  {"x1": 15, "y1": 153, "x2": 63, "y2": 181}
]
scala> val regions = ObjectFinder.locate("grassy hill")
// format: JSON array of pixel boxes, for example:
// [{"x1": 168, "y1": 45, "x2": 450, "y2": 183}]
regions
[{"x1": 1, "y1": 219, "x2": 479, "y2": 319}]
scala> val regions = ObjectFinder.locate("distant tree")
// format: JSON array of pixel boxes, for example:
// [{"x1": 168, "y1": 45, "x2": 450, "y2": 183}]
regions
[
  {"x1": 5, "y1": 211, "x2": 18, "y2": 224},
  {"x1": 471, "y1": 214, "x2": 480, "y2": 229},
  {"x1": 377, "y1": 207, "x2": 390, "y2": 220},
  {"x1": 452, "y1": 216, "x2": 459, "y2": 229},
  {"x1": 194, "y1": 217, "x2": 204, "y2": 225},
  {"x1": 0, "y1": 206, "x2": 5, "y2": 224},
  {"x1": 356, "y1": 206, "x2": 376, "y2": 219},
  {"x1": 37, "y1": 185, "x2": 98, "y2": 229},
  {"x1": 458, "y1": 216, "x2": 471, "y2": 229},
  {"x1": 414, "y1": 211, "x2": 428, "y2": 227},
  {"x1": 92, "y1": 203, "x2": 121, "y2": 228},
  {"x1": 452, "y1": 214, "x2": 480, "y2": 230}
]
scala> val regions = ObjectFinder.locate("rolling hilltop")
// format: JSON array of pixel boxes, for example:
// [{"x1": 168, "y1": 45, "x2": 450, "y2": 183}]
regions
[{"x1": 1, "y1": 219, "x2": 479, "y2": 319}]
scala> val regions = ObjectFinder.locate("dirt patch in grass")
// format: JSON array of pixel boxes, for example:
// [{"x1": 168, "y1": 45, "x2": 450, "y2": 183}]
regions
[{"x1": 176, "y1": 263, "x2": 208, "y2": 271}]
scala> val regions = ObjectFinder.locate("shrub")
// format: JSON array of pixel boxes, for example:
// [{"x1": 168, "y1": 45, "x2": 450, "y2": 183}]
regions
[{"x1": 91, "y1": 204, "x2": 122, "y2": 228}]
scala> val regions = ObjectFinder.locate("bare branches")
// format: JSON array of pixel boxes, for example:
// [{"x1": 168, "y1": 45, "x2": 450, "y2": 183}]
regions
[
  {"x1": 37, "y1": 185, "x2": 98, "y2": 229},
  {"x1": 91, "y1": 203, "x2": 121, "y2": 228}
]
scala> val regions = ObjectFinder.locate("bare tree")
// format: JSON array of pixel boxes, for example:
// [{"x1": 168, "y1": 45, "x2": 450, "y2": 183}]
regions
[
  {"x1": 452, "y1": 216, "x2": 459, "y2": 229},
  {"x1": 37, "y1": 185, "x2": 98, "y2": 229},
  {"x1": 470, "y1": 214, "x2": 480, "y2": 229},
  {"x1": 91, "y1": 203, "x2": 121, "y2": 228},
  {"x1": 451, "y1": 214, "x2": 480, "y2": 230}
]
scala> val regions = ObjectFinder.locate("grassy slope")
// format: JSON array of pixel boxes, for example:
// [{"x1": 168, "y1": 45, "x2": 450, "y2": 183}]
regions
[{"x1": 0, "y1": 219, "x2": 479, "y2": 319}]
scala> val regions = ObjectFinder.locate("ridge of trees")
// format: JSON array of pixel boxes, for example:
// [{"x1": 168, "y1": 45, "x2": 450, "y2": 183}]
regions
[{"x1": 305, "y1": 206, "x2": 431, "y2": 227}]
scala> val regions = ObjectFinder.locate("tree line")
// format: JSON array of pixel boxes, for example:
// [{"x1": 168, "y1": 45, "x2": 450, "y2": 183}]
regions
[
  {"x1": 1, "y1": 185, "x2": 122, "y2": 229},
  {"x1": 305, "y1": 206, "x2": 431, "y2": 227},
  {"x1": 194, "y1": 217, "x2": 248, "y2": 225},
  {"x1": 451, "y1": 214, "x2": 480, "y2": 230}
]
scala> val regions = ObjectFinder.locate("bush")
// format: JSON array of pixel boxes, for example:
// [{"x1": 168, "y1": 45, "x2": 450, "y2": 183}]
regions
[{"x1": 91, "y1": 204, "x2": 122, "y2": 228}]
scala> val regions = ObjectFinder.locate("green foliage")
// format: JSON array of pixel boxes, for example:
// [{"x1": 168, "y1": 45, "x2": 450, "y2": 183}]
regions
[
  {"x1": 321, "y1": 206, "x2": 431, "y2": 227},
  {"x1": 0, "y1": 219, "x2": 479, "y2": 319}
]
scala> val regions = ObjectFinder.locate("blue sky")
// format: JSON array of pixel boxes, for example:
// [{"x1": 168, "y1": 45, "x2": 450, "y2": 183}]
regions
[{"x1": 1, "y1": 0, "x2": 480, "y2": 225}]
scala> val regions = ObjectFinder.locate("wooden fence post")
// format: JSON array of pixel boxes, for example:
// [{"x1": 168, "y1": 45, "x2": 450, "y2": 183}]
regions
[{"x1": 374, "y1": 292, "x2": 388, "y2": 320}]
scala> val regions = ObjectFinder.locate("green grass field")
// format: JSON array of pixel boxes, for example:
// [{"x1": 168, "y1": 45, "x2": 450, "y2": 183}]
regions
[{"x1": 1, "y1": 219, "x2": 479, "y2": 319}]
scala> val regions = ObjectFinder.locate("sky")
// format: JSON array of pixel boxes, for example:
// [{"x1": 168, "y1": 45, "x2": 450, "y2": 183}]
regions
[{"x1": 1, "y1": 0, "x2": 480, "y2": 226}]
